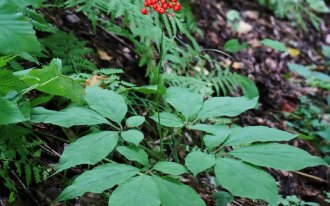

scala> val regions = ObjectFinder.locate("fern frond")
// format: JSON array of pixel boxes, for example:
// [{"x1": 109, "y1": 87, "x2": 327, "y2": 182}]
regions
[
  {"x1": 95, "y1": 68, "x2": 124, "y2": 75},
  {"x1": 163, "y1": 73, "x2": 214, "y2": 96},
  {"x1": 24, "y1": 8, "x2": 56, "y2": 33},
  {"x1": 41, "y1": 31, "x2": 97, "y2": 74}
]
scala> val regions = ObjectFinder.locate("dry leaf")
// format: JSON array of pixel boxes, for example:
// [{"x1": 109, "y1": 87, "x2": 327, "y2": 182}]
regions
[
  {"x1": 281, "y1": 100, "x2": 297, "y2": 113},
  {"x1": 232, "y1": 62, "x2": 244, "y2": 69},
  {"x1": 83, "y1": 75, "x2": 107, "y2": 87},
  {"x1": 288, "y1": 47, "x2": 301, "y2": 57},
  {"x1": 326, "y1": 34, "x2": 330, "y2": 45},
  {"x1": 243, "y1": 10, "x2": 259, "y2": 20},
  {"x1": 237, "y1": 20, "x2": 253, "y2": 34},
  {"x1": 97, "y1": 48, "x2": 113, "y2": 61}
]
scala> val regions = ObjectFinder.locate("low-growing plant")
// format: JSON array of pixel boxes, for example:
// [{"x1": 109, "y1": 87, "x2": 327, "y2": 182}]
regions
[
  {"x1": 285, "y1": 95, "x2": 330, "y2": 164},
  {"x1": 41, "y1": 31, "x2": 97, "y2": 74},
  {"x1": 31, "y1": 85, "x2": 328, "y2": 206},
  {"x1": 278, "y1": 195, "x2": 319, "y2": 206},
  {"x1": 1, "y1": 0, "x2": 329, "y2": 205},
  {"x1": 0, "y1": 125, "x2": 43, "y2": 203},
  {"x1": 258, "y1": 0, "x2": 330, "y2": 31},
  {"x1": 288, "y1": 63, "x2": 330, "y2": 90}
]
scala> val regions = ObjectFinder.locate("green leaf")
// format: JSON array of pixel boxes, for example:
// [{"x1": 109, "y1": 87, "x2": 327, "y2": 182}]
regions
[
  {"x1": 203, "y1": 134, "x2": 228, "y2": 150},
  {"x1": 166, "y1": 87, "x2": 204, "y2": 120},
  {"x1": 0, "y1": 97, "x2": 26, "y2": 125},
  {"x1": 117, "y1": 145, "x2": 149, "y2": 166},
  {"x1": 0, "y1": 70, "x2": 26, "y2": 95},
  {"x1": 223, "y1": 126, "x2": 297, "y2": 147},
  {"x1": 0, "y1": 1, "x2": 41, "y2": 55},
  {"x1": 150, "y1": 112, "x2": 184, "y2": 128},
  {"x1": 57, "y1": 131, "x2": 118, "y2": 173},
  {"x1": 31, "y1": 106, "x2": 109, "y2": 128},
  {"x1": 152, "y1": 176, "x2": 206, "y2": 206},
  {"x1": 121, "y1": 129, "x2": 144, "y2": 146},
  {"x1": 307, "y1": 0, "x2": 330, "y2": 13},
  {"x1": 214, "y1": 158, "x2": 278, "y2": 205},
  {"x1": 153, "y1": 161, "x2": 187, "y2": 176},
  {"x1": 30, "y1": 94, "x2": 54, "y2": 107},
  {"x1": 85, "y1": 86, "x2": 127, "y2": 125},
  {"x1": 226, "y1": 10, "x2": 240, "y2": 21},
  {"x1": 0, "y1": 55, "x2": 17, "y2": 68},
  {"x1": 55, "y1": 163, "x2": 138, "y2": 202},
  {"x1": 322, "y1": 45, "x2": 330, "y2": 58},
  {"x1": 229, "y1": 143, "x2": 328, "y2": 170},
  {"x1": 213, "y1": 191, "x2": 234, "y2": 206},
  {"x1": 261, "y1": 39, "x2": 287, "y2": 52},
  {"x1": 133, "y1": 85, "x2": 166, "y2": 95},
  {"x1": 7, "y1": 0, "x2": 44, "y2": 9},
  {"x1": 287, "y1": 63, "x2": 312, "y2": 78},
  {"x1": 317, "y1": 127, "x2": 330, "y2": 141},
  {"x1": 197, "y1": 96, "x2": 258, "y2": 119},
  {"x1": 22, "y1": 59, "x2": 84, "y2": 103},
  {"x1": 185, "y1": 151, "x2": 215, "y2": 176},
  {"x1": 188, "y1": 124, "x2": 231, "y2": 135},
  {"x1": 188, "y1": 124, "x2": 231, "y2": 149},
  {"x1": 126, "y1": 116, "x2": 145, "y2": 127},
  {"x1": 224, "y1": 39, "x2": 248, "y2": 53},
  {"x1": 109, "y1": 175, "x2": 160, "y2": 206},
  {"x1": 238, "y1": 76, "x2": 259, "y2": 98}
]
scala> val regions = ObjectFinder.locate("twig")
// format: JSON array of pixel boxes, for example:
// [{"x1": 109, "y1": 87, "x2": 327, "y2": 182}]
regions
[
  {"x1": 10, "y1": 170, "x2": 40, "y2": 206},
  {"x1": 291, "y1": 171, "x2": 328, "y2": 184}
]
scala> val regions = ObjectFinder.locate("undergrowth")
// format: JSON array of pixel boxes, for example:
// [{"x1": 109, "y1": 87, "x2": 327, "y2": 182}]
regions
[{"x1": 0, "y1": 0, "x2": 328, "y2": 205}]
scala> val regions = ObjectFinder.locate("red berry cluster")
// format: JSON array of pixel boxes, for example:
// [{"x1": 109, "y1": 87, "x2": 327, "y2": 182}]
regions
[{"x1": 141, "y1": 0, "x2": 181, "y2": 15}]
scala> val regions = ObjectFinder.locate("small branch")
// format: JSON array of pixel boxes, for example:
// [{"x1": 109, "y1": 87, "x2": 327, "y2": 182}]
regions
[
  {"x1": 10, "y1": 170, "x2": 40, "y2": 206},
  {"x1": 292, "y1": 171, "x2": 328, "y2": 184}
]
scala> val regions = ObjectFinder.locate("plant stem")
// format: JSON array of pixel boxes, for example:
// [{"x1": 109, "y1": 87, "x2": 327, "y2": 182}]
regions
[
  {"x1": 156, "y1": 16, "x2": 165, "y2": 160},
  {"x1": 171, "y1": 129, "x2": 180, "y2": 163}
]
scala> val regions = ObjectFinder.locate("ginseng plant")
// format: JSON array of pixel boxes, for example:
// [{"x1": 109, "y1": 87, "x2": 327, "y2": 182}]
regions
[{"x1": 31, "y1": 1, "x2": 327, "y2": 206}]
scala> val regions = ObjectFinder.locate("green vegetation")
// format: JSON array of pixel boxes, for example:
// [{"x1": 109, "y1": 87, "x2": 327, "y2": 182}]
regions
[{"x1": 0, "y1": 0, "x2": 329, "y2": 205}]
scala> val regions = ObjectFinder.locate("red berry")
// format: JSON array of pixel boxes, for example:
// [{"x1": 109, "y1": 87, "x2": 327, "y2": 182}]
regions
[
  {"x1": 142, "y1": 0, "x2": 181, "y2": 15},
  {"x1": 158, "y1": 8, "x2": 165, "y2": 14},
  {"x1": 162, "y1": 3, "x2": 168, "y2": 9},
  {"x1": 141, "y1": 8, "x2": 148, "y2": 15},
  {"x1": 173, "y1": 3, "x2": 181, "y2": 11}
]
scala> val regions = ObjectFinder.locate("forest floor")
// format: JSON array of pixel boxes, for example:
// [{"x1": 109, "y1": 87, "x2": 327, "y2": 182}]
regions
[{"x1": 2, "y1": 0, "x2": 329, "y2": 206}]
